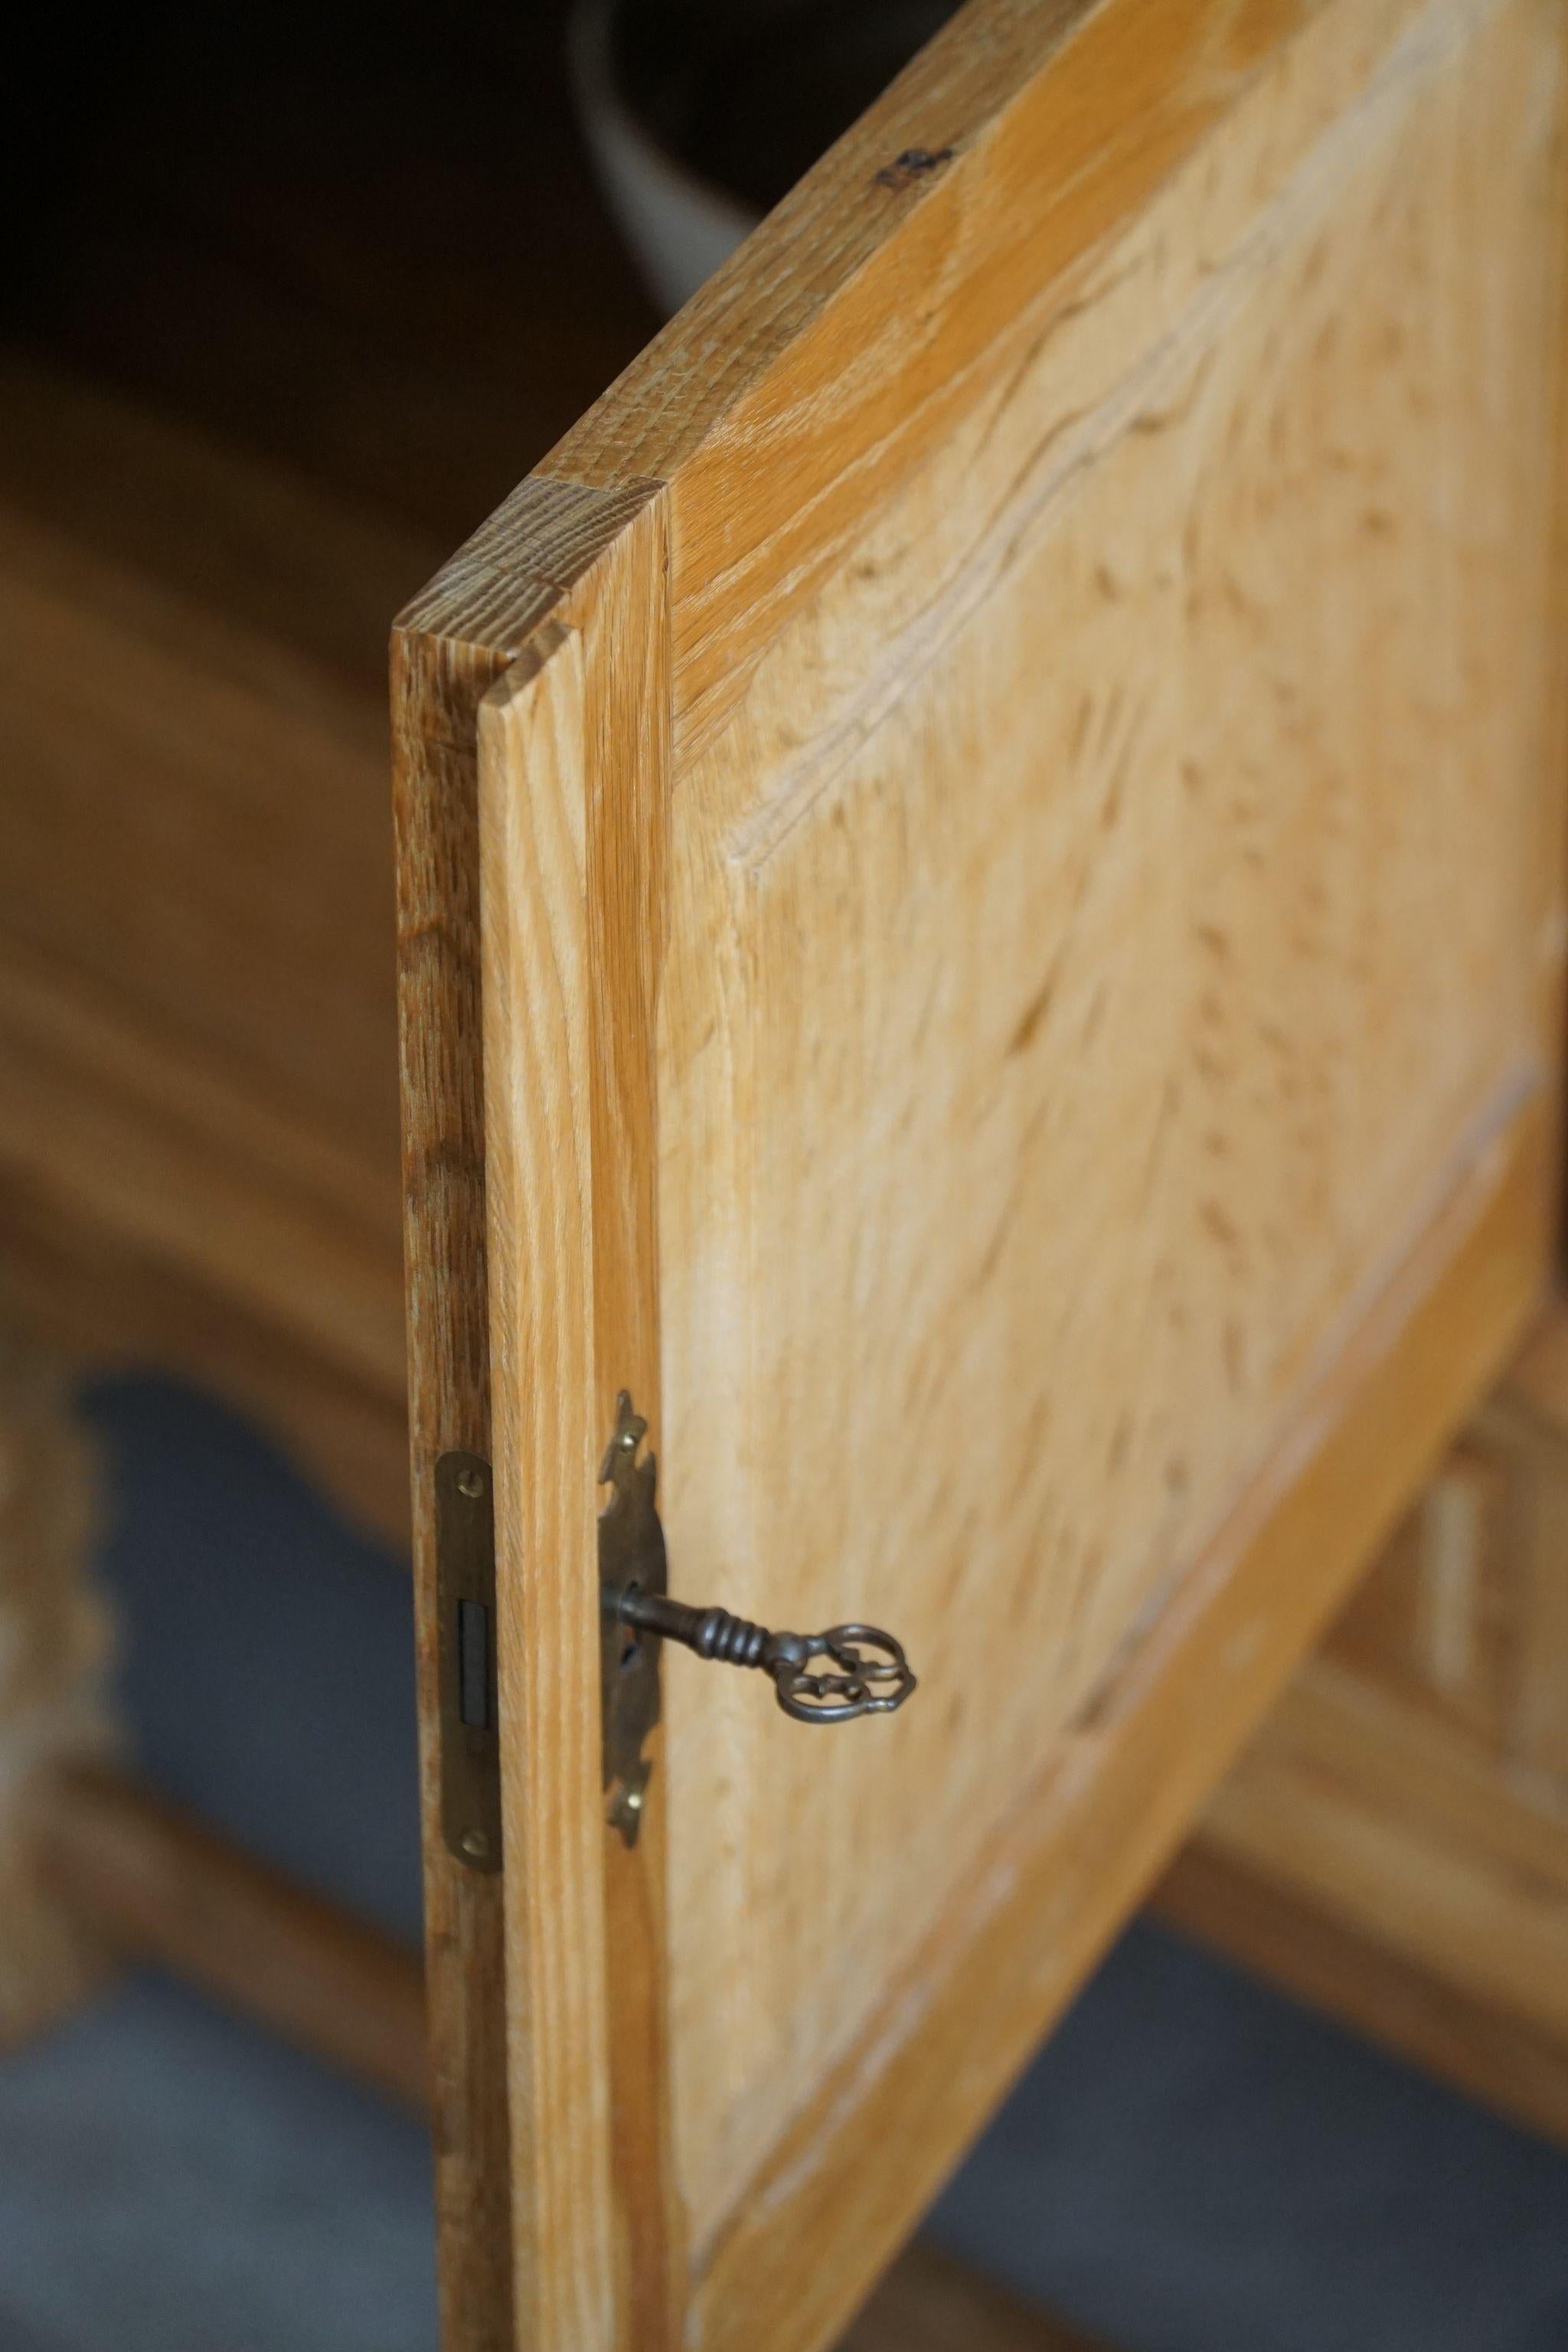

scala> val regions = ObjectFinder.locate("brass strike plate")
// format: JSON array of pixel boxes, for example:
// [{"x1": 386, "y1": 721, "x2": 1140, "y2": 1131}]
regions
[{"x1": 436, "y1": 1451, "x2": 502, "y2": 1873}]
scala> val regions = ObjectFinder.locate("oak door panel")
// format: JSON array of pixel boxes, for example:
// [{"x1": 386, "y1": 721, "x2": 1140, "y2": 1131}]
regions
[
  {"x1": 394, "y1": 1, "x2": 1568, "y2": 2346},
  {"x1": 658, "y1": 5, "x2": 1557, "y2": 2235}
]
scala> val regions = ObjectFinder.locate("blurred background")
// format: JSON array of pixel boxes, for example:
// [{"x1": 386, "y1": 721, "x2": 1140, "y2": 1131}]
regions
[{"x1": 3, "y1": 4, "x2": 1568, "y2": 2347}]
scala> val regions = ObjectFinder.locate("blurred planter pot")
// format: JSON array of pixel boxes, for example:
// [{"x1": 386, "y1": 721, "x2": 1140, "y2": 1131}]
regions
[
  {"x1": 568, "y1": 0, "x2": 754, "y2": 318},
  {"x1": 569, "y1": 0, "x2": 956, "y2": 316}
]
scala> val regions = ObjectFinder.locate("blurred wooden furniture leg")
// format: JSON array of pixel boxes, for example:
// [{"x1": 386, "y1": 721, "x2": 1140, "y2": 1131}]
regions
[
  {"x1": 1161, "y1": 1299, "x2": 1568, "y2": 2146},
  {"x1": 1154, "y1": 1835, "x2": 1568, "y2": 2148},
  {"x1": 0, "y1": 358, "x2": 420, "y2": 1551},
  {"x1": 838, "y1": 2244, "x2": 1113, "y2": 2352},
  {"x1": 0, "y1": 1329, "x2": 117, "y2": 2038},
  {"x1": 26, "y1": 1762, "x2": 1112, "y2": 2348},
  {"x1": 27, "y1": 1762, "x2": 429, "y2": 2109}
]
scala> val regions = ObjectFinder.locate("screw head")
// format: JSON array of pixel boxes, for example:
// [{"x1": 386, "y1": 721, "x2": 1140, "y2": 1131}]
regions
[
  {"x1": 622, "y1": 1787, "x2": 644, "y2": 1815},
  {"x1": 619, "y1": 1429, "x2": 638, "y2": 1452},
  {"x1": 460, "y1": 1828, "x2": 490, "y2": 1860},
  {"x1": 456, "y1": 1465, "x2": 485, "y2": 1500}
]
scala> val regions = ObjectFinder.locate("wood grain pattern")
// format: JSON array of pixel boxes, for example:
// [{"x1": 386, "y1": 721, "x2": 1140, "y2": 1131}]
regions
[
  {"x1": 689, "y1": 1102, "x2": 1550, "y2": 2352},
  {"x1": 393, "y1": 622, "x2": 519, "y2": 2352},
  {"x1": 394, "y1": 475, "x2": 677, "y2": 2350},
  {"x1": 477, "y1": 493, "x2": 679, "y2": 2352},
  {"x1": 659, "y1": 0, "x2": 1564, "y2": 2249},
  {"x1": 395, "y1": 0, "x2": 1568, "y2": 2344},
  {"x1": 544, "y1": 0, "x2": 1454, "y2": 763},
  {"x1": 478, "y1": 619, "x2": 614, "y2": 2352},
  {"x1": 1157, "y1": 0, "x2": 1568, "y2": 2153}
]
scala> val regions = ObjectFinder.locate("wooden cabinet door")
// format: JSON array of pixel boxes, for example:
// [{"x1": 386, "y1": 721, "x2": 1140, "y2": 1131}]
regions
[{"x1": 392, "y1": 3, "x2": 1568, "y2": 2347}]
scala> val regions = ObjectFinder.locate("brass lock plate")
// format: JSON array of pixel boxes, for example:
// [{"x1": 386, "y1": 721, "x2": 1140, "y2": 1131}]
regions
[
  {"x1": 435, "y1": 1451, "x2": 502, "y2": 1873},
  {"x1": 599, "y1": 1394, "x2": 667, "y2": 1846}
]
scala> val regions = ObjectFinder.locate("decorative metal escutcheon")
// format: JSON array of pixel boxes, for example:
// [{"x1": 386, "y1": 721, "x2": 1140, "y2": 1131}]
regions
[{"x1": 599, "y1": 1393, "x2": 916, "y2": 1845}]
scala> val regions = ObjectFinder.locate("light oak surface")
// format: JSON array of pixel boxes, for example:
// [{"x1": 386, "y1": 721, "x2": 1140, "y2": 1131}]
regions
[
  {"x1": 393, "y1": 605, "x2": 525, "y2": 2352},
  {"x1": 395, "y1": 1, "x2": 1568, "y2": 2347},
  {"x1": 477, "y1": 495, "x2": 678, "y2": 2350},
  {"x1": 659, "y1": 0, "x2": 1562, "y2": 2255},
  {"x1": 689, "y1": 1109, "x2": 1548, "y2": 2352}
]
